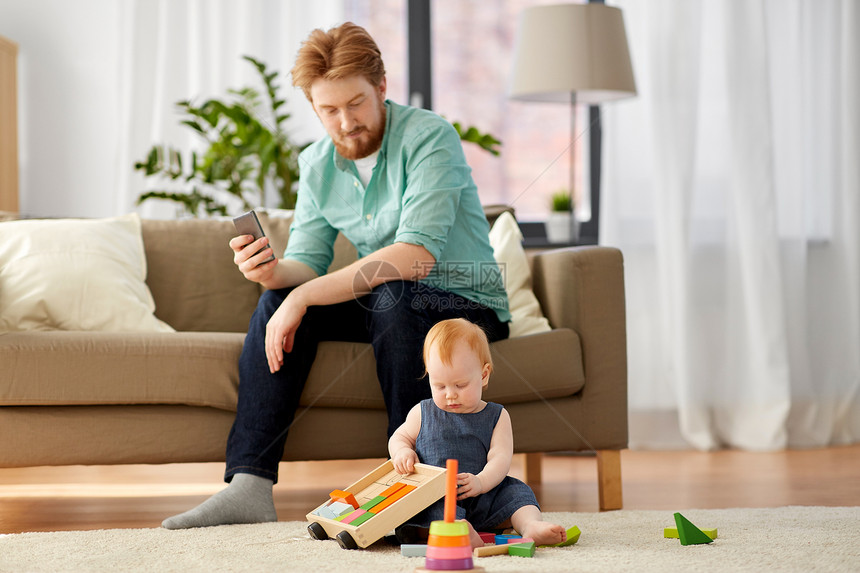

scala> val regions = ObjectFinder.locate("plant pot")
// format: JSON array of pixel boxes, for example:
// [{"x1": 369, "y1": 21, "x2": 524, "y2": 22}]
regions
[{"x1": 545, "y1": 212, "x2": 579, "y2": 244}]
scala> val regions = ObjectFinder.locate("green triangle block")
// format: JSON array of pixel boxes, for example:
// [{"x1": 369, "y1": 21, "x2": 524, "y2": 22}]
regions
[{"x1": 674, "y1": 513, "x2": 714, "y2": 546}]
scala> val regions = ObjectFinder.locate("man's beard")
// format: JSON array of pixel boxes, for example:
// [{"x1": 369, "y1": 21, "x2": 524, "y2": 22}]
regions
[{"x1": 332, "y1": 100, "x2": 386, "y2": 161}]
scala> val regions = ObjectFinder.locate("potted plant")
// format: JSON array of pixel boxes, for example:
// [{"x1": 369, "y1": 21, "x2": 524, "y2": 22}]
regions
[
  {"x1": 545, "y1": 189, "x2": 577, "y2": 244},
  {"x1": 134, "y1": 56, "x2": 305, "y2": 217}
]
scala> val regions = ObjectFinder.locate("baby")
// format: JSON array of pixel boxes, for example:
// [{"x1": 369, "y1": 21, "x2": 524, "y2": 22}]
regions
[{"x1": 388, "y1": 318, "x2": 566, "y2": 548}]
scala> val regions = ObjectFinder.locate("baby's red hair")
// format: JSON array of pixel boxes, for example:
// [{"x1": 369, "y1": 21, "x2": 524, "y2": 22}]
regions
[{"x1": 423, "y1": 318, "x2": 493, "y2": 375}]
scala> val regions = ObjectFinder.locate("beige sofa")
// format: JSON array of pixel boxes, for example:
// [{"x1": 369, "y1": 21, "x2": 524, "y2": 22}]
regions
[{"x1": 0, "y1": 211, "x2": 628, "y2": 510}]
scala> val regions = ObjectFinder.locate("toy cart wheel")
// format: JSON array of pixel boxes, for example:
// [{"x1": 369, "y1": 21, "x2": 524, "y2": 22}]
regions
[
  {"x1": 307, "y1": 522, "x2": 329, "y2": 541},
  {"x1": 336, "y1": 530, "x2": 358, "y2": 550}
]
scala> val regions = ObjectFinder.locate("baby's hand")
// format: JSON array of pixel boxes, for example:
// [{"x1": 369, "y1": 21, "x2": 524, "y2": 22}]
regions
[
  {"x1": 392, "y1": 449, "x2": 418, "y2": 475},
  {"x1": 456, "y1": 473, "x2": 483, "y2": 500}
]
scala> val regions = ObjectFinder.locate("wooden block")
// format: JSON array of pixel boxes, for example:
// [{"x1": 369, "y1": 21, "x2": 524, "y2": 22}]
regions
[
  {"x1": 340, "y1": 509, "x2": 366, "y2": 525},
  {"x1": 329, "y1": 489, "x2": 359, "y2": 509},
  {"x1": 508, "y1": 541, "x2": 536, "y2": 557},
  {"x1": 506, "y1": 536, "x2": 533, "y2": 544},
  {"x1": 426, "y1": 544, "x2": 473, "y2": 560},
  {"x1": 477, "y1": 532, "x2": 496, "y2": 544},
  {"x1": 474, "y1": 543, "x2": 511, "y2": 557},
  {"x1": 429, "y1": 520, "x2": 469, "y2": 537},
  {"x1": 674, "y1": 512, "x2": 715, "y2": 546},
  {"x1": 400, "y1": 544, "x2": 427, "y2": 557},
  {"x1": 359, "y1": 495, "x2": 386, "y2": 511},
  {"x1": 428, "y1": 534, "x2": 470, "y2": 548},
  {"x1": 542, "y1": 525, "x2": 581, "y2": 547},
  {"x1": 379, "y1": 482, "x2": 407, "y2": 497},
  {"x1": 370, "y1": 484, "x2": 416, "y2": 513},
  {"x1": 664, "y1": 526, "x2": 717, "y2": 540},
  {"x1": 349, "y1": 511, "x2": 375, "y2": 527}
]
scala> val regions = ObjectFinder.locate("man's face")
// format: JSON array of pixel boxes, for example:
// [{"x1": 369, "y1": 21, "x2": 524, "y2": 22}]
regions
[{"x1": 310, "y1": 75, "x2": 387, "y2": 161}]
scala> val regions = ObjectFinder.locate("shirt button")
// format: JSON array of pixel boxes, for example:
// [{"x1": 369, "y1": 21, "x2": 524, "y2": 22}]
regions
[
  {"x1": 366, "y1": 214, "x2": 373, "y2": 221},
  {"x1": 354, "y1": 181, "x2": 359, "y2": 187}
]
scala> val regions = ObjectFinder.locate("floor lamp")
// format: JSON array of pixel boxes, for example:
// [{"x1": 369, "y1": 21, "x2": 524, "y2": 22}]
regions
[{"x1": 509, "y1": 2, "x2": 636, "y2": 244}]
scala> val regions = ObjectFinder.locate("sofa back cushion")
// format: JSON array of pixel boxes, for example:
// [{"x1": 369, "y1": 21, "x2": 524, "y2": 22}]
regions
[
  {"x1": 141, "y1": 213, "x2": 358, "y2": 332},
  {"x1": 141, "y1": 218, "x2": 260, "y2": 332}
]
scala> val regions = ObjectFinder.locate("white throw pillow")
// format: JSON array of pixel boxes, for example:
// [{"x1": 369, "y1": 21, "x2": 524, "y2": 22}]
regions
[
  {"x1": 0, "y1": 213, "x2": 174, "y2": 332},
  {"x1": 488, "y1": 211, "x2": 552, "y2": 337}
]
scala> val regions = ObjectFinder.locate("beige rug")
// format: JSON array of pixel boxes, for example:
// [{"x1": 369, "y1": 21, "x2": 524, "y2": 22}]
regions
[{"x1": 2, "y1": 507, "x2": 858, "y2": 572}]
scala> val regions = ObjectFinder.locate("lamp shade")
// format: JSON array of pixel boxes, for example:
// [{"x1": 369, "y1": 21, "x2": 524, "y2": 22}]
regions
[{"x1": 509, "y1": 3, "x2": 636, "y2": 104}]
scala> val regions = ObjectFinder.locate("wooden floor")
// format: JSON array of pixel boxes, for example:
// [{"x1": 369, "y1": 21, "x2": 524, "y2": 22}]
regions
[{"x1": 1, "y1": 445, "x2": 858, "y2": 534}]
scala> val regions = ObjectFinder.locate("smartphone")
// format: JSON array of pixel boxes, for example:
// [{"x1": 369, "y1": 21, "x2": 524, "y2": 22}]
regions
[{"x1": 232, "y1": 210, "x2": 276, "y2": 265}]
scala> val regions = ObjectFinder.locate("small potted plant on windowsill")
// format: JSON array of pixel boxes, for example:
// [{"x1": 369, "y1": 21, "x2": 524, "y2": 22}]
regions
[{"x1": 546, "y1": 189, "x2": 578, "y2": 244}]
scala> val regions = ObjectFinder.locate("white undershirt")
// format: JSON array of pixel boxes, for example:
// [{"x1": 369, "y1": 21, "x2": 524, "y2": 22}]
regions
[{"x1": 353, "y1": 150, "x2": 379, "y2": 187}]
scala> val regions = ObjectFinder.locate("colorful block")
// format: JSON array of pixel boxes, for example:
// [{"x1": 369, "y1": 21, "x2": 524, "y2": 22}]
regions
[
  {"x1": 426, "y1": 544, "x2": 473, "y2": 560},
  {"x1": 674, "y1": 512, "x2": 715, "y2": 546},
  {"x1": 329, "y1": 489, "x2": 359, "y2": 509},
  {"x1": 477, "y1": 532, "x2": 496, "y2": 544},
  {"x1": 508, "y1": 541, "x2": 536, "y2": 558},
  {"x1": 349, "y1": 511, "x2": 375, "y2": 527},
  {"x1": 401, "y1": 544, "x2": 427, "y2": 557},
  {"x1": 424, "y1": 557, "x2": 473, "y2": 570},
  {"x1": 506, "y1": 536, "x2": 533, "y2": 544},
  {"x1": 429, "y1": 521, "x2": 470, "y2": 537},
  {"x1": 339, "y1": 509, "x2": 366, "y2": 525},
  {"x1": 379, "y1": 482, "x2": 408, "y2": 497},
  {"x1": 370, "y1": 484, "x2": 416, "y2": 513},
  {"x1": 359, "y1": 495, "x2": 386, "y2": 511},
  {"x1": 474, "y1": 544, "x2": 511, "y2": 557},
  {"x1": 428, "y1": 534, "x2": 471, "y2": 548},
  {"x1": 664, "y1": 526, "x2": 717, "y2": 540},
  {"x1": 495, "y1": 534, "x2": 521, "y2": 545}
]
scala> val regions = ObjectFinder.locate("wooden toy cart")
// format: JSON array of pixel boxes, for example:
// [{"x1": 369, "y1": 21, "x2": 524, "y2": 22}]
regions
[{"x1": 306, "y1": 460, "x2": 446, "y2": 549}]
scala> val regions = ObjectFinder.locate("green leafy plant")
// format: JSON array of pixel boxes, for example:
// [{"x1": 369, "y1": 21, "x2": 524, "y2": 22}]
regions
[
  {"x1": 135, "y1": 55, "x2": 503, "y2": 218},
  {"x1": 134, "y1": 55, "x2": 304, "y2": 217},
  {"x1": 550, "y1": 189, "x2": 573, "y2": 212},
  {"x1": 451, "y1": 121, "x2": 502, "y2": 156}
]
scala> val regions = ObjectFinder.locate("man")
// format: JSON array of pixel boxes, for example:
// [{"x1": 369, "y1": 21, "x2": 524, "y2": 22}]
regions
[{"x1": 163, "y1": 22, "x2": 509, "y2": 529}]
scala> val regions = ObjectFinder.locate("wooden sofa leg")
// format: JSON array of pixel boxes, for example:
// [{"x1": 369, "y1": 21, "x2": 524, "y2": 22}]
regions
[
  {"x1": 521, "y1": 452, "x2": 543, "y2": 487},
  {"x1": 597, "y1": 449, "x2": 623, "y2": 511}
]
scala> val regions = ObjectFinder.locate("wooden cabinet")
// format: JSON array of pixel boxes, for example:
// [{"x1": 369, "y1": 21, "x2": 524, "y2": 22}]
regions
[{"x1": 0, "y1": 35, "x2": 18, "y2": 213}]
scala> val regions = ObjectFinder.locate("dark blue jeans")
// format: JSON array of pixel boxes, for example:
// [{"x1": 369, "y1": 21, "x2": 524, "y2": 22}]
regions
[{"x1": 225, "y1": 280, "x2": 509, "y2": 483}]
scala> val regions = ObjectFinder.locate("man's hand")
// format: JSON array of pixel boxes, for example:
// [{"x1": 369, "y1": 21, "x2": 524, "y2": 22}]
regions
[
  {"x1": 265, "y1": 293, "x2": 307, "y2": 373},
  {"x1": 456, "y1": 473, "x2": 483, "y2": 500},
  {"x1": 391, "y1": 448, "x2": 419, "y2": 475},
  {"x1": 230, "y1": 234, "x2": 278, "y2": 284}
]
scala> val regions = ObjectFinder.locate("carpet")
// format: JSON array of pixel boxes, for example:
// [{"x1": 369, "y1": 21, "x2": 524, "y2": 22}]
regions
[{"x1": 2, "y1": 507, "x2": 858, "y2": 572}]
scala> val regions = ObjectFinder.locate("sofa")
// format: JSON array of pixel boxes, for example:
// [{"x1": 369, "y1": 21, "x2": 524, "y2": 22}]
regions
[{"x1": 0, "y1": 210, "x2": 628, "y2": 511}]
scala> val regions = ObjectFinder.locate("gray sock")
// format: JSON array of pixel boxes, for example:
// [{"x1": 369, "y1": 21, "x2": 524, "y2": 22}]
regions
[{"x1": 161, "y1": 473, "x2": 277, "y2": 529}]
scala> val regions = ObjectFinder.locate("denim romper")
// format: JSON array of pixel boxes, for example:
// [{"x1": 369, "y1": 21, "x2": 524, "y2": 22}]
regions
[{"x1": 408, "y1": 399, "x2": 539, "y2": 530}]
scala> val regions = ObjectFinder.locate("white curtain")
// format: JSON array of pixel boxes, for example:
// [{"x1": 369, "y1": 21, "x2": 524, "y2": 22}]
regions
[
  {"x1": 602, "y1": 0, "x2": 860, "y2": 450},
  {"x1": 115, "y1": 0, "x2": 344, "y2": 218}
]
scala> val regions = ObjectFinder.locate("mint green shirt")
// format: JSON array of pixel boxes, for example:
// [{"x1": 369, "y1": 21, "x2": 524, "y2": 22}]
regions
[{"x1": 285, "y1": 100, "x2": 510, "y2": 322}]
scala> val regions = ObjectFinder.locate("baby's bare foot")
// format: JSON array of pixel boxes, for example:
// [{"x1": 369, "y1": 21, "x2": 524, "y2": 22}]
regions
[
  {"x1": 520, "y1": 521, "x2": 567, "y2": 546},
  {"x1": 457, "y1": 519, "x2": 485, "y2": 548}
]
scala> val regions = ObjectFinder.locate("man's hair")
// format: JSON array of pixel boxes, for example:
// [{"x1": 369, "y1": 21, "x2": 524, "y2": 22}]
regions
[
  {"x1": 291, "y1": 22, "x2": 386, "y2": 102},
  {"x1": 423, "y1": 318, "x2": 494, "y2": 376}
]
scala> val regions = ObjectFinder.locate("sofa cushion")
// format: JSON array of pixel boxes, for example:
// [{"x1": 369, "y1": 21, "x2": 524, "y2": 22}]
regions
[
  {"x1": 141, "y1": 218, "x2": 261, "y2": 333},
  {"x1": 0, "y1": 214, "x2": 174, "y2": 333},
  {"x1": 0, "y1": 331, "x2": 244, "y2": 410},
  {"x1": 0, "y1": 329, "x2": 585, "y2": 410}
]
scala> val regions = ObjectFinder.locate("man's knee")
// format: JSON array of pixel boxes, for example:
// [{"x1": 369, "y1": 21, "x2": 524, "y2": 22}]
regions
[{"x1": 256, "y1": 288, "x2": 290, "y2": 318}]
